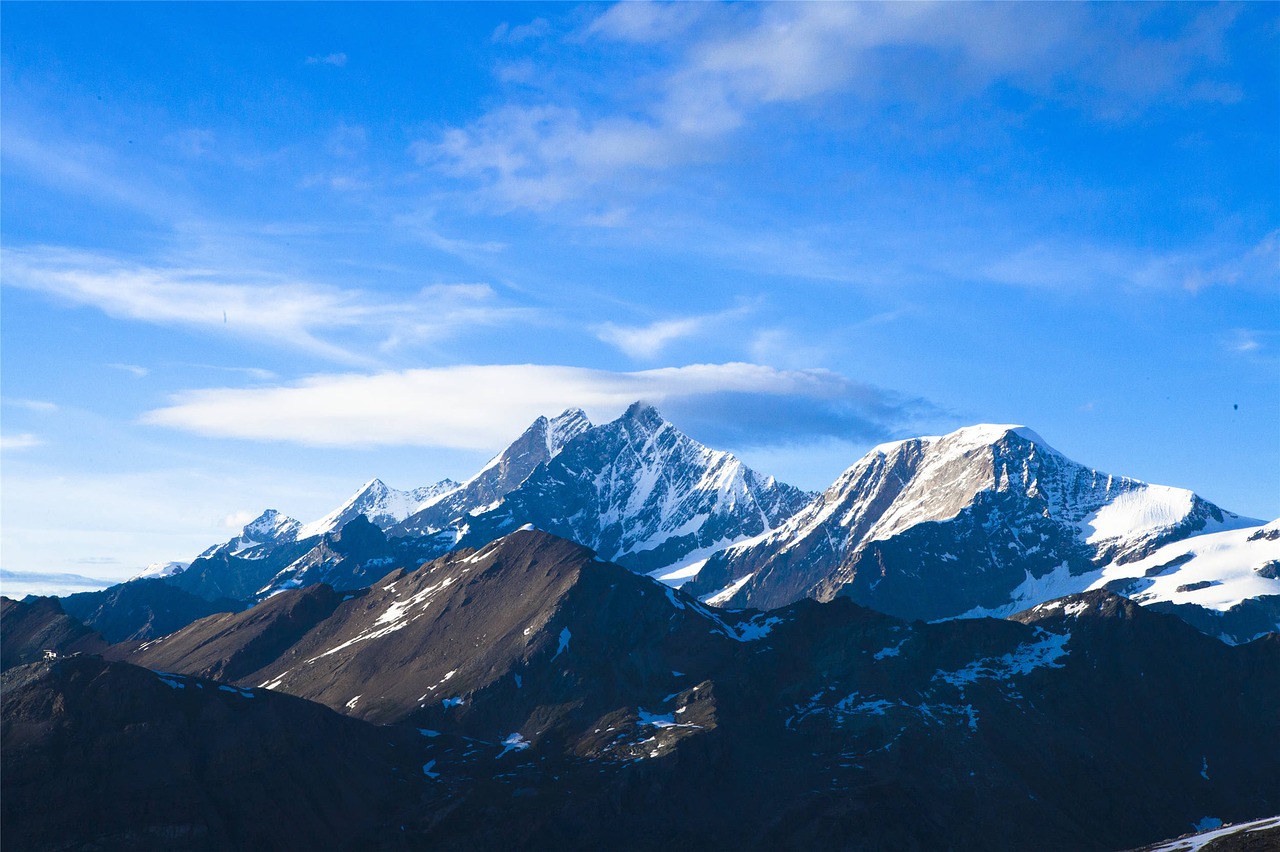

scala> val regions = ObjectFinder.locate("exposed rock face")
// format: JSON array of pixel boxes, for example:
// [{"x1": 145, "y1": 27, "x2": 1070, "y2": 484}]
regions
[
  {"x1": 455, "y1": 402, "x2": 811, "y2": 576},
  {"x1": 166, "y1": 535, "x2": 317, "y2": 603},
  {"x1": 129, "y1": 530, "x2": 746, "y2": 729},
  {"x1": 393, "y1": 408, "x2": 593, "y2": 537},
  {"x1": 1, "y1": 656, "x2": 424, "y2": 851},
  {"x1": 115, "y1": 531, "x2": 1280, "y2": 851},
  {"x1": 0, "y1": 596, "x2": 107, "y2": 670},
  {"x1": 686, "y1": 425, "x2": 1250, "y2": 620},
  {"x1": 58, "y1": 578, "x2": 244, "y2": 643},
  {"x1": 256, "y1": 515, "x2": 455, "y2": 599}
]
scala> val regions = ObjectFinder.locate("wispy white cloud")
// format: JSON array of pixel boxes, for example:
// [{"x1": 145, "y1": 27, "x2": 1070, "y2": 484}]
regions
[
  {"x1": 108, "y1": 363, "x2": 151, "y2": 378},
  {"x1": 393, "y1": 211, "x2": 508, "y2": 257},
  {"x1": 595, "y1": 317, "x2": 706, "y2": 359},
  {"x1": 326, "y1": 122, "x2": 367, "y2": 158},
  {"x1": 306, "y1": 52, "x2": 348, "y2": 68},
  {"x1": 2, "y1": 125, "x2": 182, "y2": 218},
  {"x1": 1182, "y1": 229, "x2": 1279, "y2": 293},
  {"x1": 978, "y1": 231, "x2": 1279, "y2": 293},
  {"x1": 1, "y1": 433, "x2": 43, "y2": 451},
  {"x1": 222, "y1": 509, "x2": 259, "y2": 529},
  {"x1": 1225, "y1": 329, "x2": 1266, "y2": 355},
  {"x1": 178, "y1": 364, "x2": 278, "y2": 381},
  {"x1": 2, "y1": 398, "x2": 58, "y2": 413},
  {"x1": 585, "y1": 2, "x2": 707, "y2": 44},
  {"x1": 424, "y1": 3, "x2": 1243, "y2": 211},
  {"x1": 418, "y1": 104, "x2": 676, "y2": 211},
  {"x1": 164, "y1": 128, "x2": 217, "y2": 159},
  {"x1": 492, "y1": 17, "x2": 551, "y2": 44},
  {"x1": 593, "y1": 306, "x2": 751, "y2": 359},
  {"x1": 141, "y1": 362, "x2": 930, "y2": 450},
  {"x1": 3, "y1": 247, "x2": 536, "y2": 365}
]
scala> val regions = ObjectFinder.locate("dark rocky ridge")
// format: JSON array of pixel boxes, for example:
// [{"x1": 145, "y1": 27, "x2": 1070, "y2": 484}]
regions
[
  {"x1": 0, "y1": 596, "x2": 108, "y2": 670},
  {"x1": 167, "y1": 535, "x2": 317, "y2": 602},
  {"x1": 114, "y1": 530, "x2": 1280, "y2": 850},
  {"x1": 1142, "y1": 595, "x2": 1280, "y2": 645},
  {"x1": 127, "y1": 530, "x2": 746, "y2": 732},
  {"x1": 1, "y1": 656, "x2": 426, "y2": 851},
  {"x1": 59, "y1": 577, "x2": 244, "y2": 642}
]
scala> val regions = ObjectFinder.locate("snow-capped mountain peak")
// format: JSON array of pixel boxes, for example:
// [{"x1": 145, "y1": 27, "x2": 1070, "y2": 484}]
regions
[
  {"x1": 454, "y1": 402, "x2": 812, "y2": 575},
  {"x1": 198, "y1": 509, "x2": 304, "y2": 561},
  {"x1": 684, "y1": 423, "x2": 1253, "y2": 619},
  {"x1": 393, "y1": 408, "x2": 594, "y2": 537},
  {"x1": 129, "y1": 560, "x2": 191, "y2": 581},
  {"x1": 297, "y1": 477, "x2": 459, "y2": 539},
  {"x1": 546, "y1": 407, "x2": 591, "y2": 456}
]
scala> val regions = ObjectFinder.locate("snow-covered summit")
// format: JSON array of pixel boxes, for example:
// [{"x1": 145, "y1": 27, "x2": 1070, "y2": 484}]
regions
[
  {"x1": 394, "y1": 408, "x2": 593, "y2": 537},
  {"x1": 684, "y1": 423, "x2": 1252, "y2": 619},
  {"x1": 298, "y1": 477, "x2": 458, "y2": 539},
  {"x1": 130, "y1": 560, "x2": 191, "y2": 581},
  {"x1": 199, "y1": 509, "x2": 303, "y2": 561},
  {"x1": 456, "y1": 402, "x2": 812, "y2": 575}
]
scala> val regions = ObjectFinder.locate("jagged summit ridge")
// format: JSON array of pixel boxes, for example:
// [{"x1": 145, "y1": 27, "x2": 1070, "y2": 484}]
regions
[
  {"x1": 200, "y1": 509, "x2": 303, "y2": 560},
  {"x1": 297, "y1": 477, "x2": 459, "y2": 539},
  {"x1": 684, "y1": 423, "x2": 1253, "y2": 620},
  {"x1": 393, "y1": 408, "x2": 592, "y2": 537},
  {"x1": 455, "y1": 403, "x2": 812, "y2": 575}
]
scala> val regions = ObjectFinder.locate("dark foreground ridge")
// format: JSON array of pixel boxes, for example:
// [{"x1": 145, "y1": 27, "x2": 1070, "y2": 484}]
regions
[{"x1": 4, "y1": 529, "x2": 1279, "y2": 851}]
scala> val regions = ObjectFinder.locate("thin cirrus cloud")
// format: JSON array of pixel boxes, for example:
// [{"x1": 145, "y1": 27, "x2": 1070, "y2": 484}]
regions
[
  {"x1": 422, "y1": 3, "x2": 1241, "y2": 211},
  {"x1": 1, "y1": 433, "x2": 43, "y2": 451},
  {"x1": 593, "y1": 306, "x2": 752, "y2": 359},
  {"x1": 141, "y1": 363, "x2": 933, "y2": 451},
  {"x1": 306, "y1": 52, "x2": 348, "y2": 68},
  {"x1": 594, "y1": 317, "x2": 707, "y2": 359},
  {"x1": 977, "y1": 230, "x2": 1280, "y2": 293},
  {"x1": 2, "y1": 247, "x2": 535, "y2": 365}
]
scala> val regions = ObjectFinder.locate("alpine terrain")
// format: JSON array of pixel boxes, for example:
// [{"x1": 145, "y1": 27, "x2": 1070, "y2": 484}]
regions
[
  {"x1": 6, "y1": 405, "x2": 1277, "y2": 851},
  {"x1": 683, "y1": 424, "x2": 1264, "y2": 625},
  {"x1": 4, "y1": 529, "x2": 1278, "y2": 850}
]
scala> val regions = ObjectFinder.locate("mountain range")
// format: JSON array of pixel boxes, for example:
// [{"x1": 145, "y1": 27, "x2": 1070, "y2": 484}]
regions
[
  {"x1": 4, "y1": 402, "x2": 1277, "y2": 849},
  {"x1": 4, "y1": 529, "x2": 1278, "y2": 850},
  {"x1": 46, "y1": 404, "x2": 1277, "y2": 647}
]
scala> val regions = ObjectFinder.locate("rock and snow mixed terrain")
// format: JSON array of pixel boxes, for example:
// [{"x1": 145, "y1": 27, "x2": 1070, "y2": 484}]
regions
[
  {"x1": 4, "y1": 529, "x2": 1278, "y2": 851},
  {"x1": 178, "y1": 403, "x2": 810, "y2": 605},
  {"x1": 43, "y1": 406, "x2": 1278, "y2": 650},
  {"x1": 451, "y1": 402, "x2": 812, "y2": 575},
  {"x1": 297, "y1": 477, "x2": 459, "y2": 539},
  {"x1": 8, "y1": 403, "x2": 1277, "y2": 849},
  {"x1": 682, "y1": 424, "x2": 1261, "y2": 622}
]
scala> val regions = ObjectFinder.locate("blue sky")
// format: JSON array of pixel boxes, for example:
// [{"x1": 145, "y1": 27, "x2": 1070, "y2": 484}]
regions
[{"x1": 2, "y1": 2, "x2": 1277, "y2": 592}]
